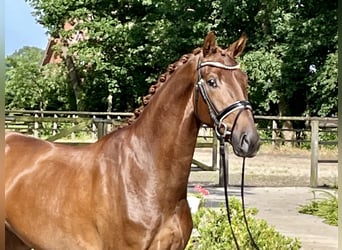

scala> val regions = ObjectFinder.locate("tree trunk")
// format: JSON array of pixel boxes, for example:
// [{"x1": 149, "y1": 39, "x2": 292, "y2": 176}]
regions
[
  {"x1": 279, "y1": 95, "x2": 295, "y2": 146},
  {"x1": 64, "y1": 55, "x2": 84, "y2": 111}
]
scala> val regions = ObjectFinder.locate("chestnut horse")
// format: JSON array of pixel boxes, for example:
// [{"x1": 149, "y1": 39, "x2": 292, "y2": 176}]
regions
[{"x1": 5, "y1": 32, "x2": 259, "y2": 250}]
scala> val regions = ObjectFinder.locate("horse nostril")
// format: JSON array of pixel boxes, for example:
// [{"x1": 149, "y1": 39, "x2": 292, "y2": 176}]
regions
[
  {"x1": 240, "y1": 134, "x2": 249, "y2": 148},
  {"x1": 232, "y1": 132, "x2": 260, "y2": 157}
]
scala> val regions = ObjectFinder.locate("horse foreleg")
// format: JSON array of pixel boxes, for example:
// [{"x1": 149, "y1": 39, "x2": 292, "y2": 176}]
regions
[
  {"x1": 5, "y1": 227, "x2": 31, "y2": 250},
  {"x1": 149, "y1": 199, "x2": 193, "y2": 250}
]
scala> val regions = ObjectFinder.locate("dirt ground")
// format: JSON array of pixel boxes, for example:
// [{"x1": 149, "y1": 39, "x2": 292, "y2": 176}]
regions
[{"x1": 189, "y1": 144, "x2": 338, "y2": 187}]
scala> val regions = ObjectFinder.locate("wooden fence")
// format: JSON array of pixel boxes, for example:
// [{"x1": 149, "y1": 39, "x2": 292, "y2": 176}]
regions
[
  {"x1": 4, "y1": 110, "x2": 218, "y2": 172},
  {"x1": 5, "y1": 110, "x2": 338, "y2": 187},
  {"x1": 5, "y1": 110, "x2": 132, "y2": 141},
  {"x1": 254, "y1": 115, "x2": 338, "y2": 187}
]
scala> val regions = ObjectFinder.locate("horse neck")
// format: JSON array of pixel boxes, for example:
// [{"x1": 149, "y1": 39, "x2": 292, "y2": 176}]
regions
[
  {"x1": 134, "y1": 56, "x2": 200, "y2": 159},
  {"x1": 124, "y1": 56, "x2": 200, "y2": 187}
]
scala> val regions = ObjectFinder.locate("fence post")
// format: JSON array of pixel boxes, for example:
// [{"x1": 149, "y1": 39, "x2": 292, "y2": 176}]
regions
[
  {"x1": 218, "y1": 142, "x2": 229, "y2": 187},
  {"x1": 96, "y1": 120, "x2": 105, "y2": 139},
  {"x1": 53, "y1": 114, "x2": 58, "y2": 135},
  {"x1": 71, "y1": 115, "x2": 76, "y2": 140},
  {"x1": 310, "y1": 119, "x2": 319, "y2": 187},
  {"x1": 272, "y1": 120, "x2": 278, "y2": 148},
  {"x1": 107, "y1": 94, "x2": 113, "y2": 132},
  {"x1": 92, "y1": 115, "x2": 97, "y2": 140},
  {"x1": 34, "y1": 114, "x2": 39, "y2": 138},
  {"x1": 212, "y1": 132, "x2": 218, "y2": 170}
]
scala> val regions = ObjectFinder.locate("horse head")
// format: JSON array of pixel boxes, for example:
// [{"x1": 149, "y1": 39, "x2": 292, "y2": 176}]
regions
[{"x1": 194, "y1": 32, "x2": 260, "y2": 157}]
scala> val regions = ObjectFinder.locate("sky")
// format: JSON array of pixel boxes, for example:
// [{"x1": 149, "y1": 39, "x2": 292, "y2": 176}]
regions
[{"x1": 5, "y1": 0, "x2": 48, "y2": 56}]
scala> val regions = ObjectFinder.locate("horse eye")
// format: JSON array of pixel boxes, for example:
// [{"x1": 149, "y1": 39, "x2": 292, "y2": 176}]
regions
[{"x1": 207, "y1": 79, "x2": 217, "y2": 88}]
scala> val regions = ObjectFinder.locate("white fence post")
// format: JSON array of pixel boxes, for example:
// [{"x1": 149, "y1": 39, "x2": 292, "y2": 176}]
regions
[
  {"x1": 34, "y1": 114, "x2": 39, "y2": 138},
  {"x1": 92, "y1": 115, "x2": 97, "y2": 140},
  {"x1": 53, "y1": 114, "x2": 58, "y2": 135}
]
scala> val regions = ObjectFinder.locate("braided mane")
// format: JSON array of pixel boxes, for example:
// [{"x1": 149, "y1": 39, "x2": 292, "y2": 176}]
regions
[
  {"x1": 126, "y1": 47, "x2": 203, "y2": 125},
  {"x1": 116, "y1": 45, "x2": 229, "y2": 129}
]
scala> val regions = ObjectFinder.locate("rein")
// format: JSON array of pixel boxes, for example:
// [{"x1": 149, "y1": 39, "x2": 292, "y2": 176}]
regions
[
  {"x1": 219, "y1": 135, "x2": 260, "y2": 250},
  {"x1": 194, "y1": 58, "x2": 259, "y2": 249}
]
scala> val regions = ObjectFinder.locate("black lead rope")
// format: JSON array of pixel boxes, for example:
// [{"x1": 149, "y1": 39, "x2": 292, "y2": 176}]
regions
[
  {"x1": 219, "y1": 136, "x2": 260, "y2": 250},
  {"x1": 220, "y1": 137, "x2": 241, "y2": 250},
  {"x1": 241, "y1": 157, "x2": 260, "y2": 250}
]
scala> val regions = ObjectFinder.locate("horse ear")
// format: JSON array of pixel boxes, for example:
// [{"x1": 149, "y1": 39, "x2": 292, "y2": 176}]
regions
[
  {"x1": 227, "y1": 32, "x2": 247, "y2": 58},
  {"x1": 202, "y1": 31, "x2": 216, "y2": 57}
]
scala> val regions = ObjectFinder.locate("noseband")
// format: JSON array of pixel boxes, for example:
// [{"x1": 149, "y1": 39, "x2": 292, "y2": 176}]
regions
[{"x1": 194, "y1": 59, "x2": 252, "y2": 139}]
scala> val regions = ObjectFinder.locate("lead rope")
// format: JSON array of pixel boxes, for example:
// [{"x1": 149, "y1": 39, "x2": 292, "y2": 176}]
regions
[
  {"x1": 220, "y1": 136, "x2": 241, "y2": 250},
  {"x1": 218, "y1": 107, "x2": 260, "y2": 250},
  {"x1": 219, "y1": 137, "x2": 260, "y2": 250},
  {"x1": 241, "y1": 156, "x2": 260, "y2": 250}
]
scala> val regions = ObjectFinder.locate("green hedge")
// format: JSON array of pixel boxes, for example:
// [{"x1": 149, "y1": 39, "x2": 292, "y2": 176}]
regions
[{"x1": 186, "y1": 197, "x2": 301, "y2": 250}]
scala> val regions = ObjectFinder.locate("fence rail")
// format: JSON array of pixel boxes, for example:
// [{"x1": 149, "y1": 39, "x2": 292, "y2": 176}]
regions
[
  {"x1": 5, "y1": 110, "x2": 338, "y2": 187},
  {"x1": 5, "y1": 110, "x2": 218, "y2": 172},
  {"x1": 5, "y1": 110, "x2": 133, "y2": 140},
  {"x1": 254, "y1": 115, "x2": 337, "y2": 187}
]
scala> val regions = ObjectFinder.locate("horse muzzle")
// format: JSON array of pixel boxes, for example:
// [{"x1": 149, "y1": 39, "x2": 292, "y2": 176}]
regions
[
  {"x1": 231, "y1": 129, "x2": 260, "y2": 157},
  {"x1": 214, "y1": 103, "x2": 260, "y2": 158}
]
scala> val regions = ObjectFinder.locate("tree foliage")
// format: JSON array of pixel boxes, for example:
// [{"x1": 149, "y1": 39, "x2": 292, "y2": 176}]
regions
[
  {"x1": 5, "y1": 46, "x2": 73, "y2": 110},
  {"x1": 7, "y1": 0, "x2": 336, "y2": 116},
  {"x1": 5, "y1": 47, "x2": 44, "y2": 109}
]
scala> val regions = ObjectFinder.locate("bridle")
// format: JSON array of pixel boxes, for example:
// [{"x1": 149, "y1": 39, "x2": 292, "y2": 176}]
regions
[
  {"x1": 194, "y1": 57, "x2": 260, "y2": 250},
  {"x1": 194, "y1": 58, "x2": 252, "y2": 140}
]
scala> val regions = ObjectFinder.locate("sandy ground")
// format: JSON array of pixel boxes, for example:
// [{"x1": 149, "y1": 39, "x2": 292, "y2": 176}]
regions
[{"x1": 190, "y1": 144, "x2": 338, "y2": 187}]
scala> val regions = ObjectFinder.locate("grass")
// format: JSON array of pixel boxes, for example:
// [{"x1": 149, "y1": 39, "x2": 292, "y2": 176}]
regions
[{"x1": 298, "y1": 190, "x2": 338, "y2": 226}]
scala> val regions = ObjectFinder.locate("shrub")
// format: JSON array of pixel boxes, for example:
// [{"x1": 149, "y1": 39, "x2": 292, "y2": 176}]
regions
[
  {"x1": 186, "y1": 197, "x2": 301, "y2": 250},
  {"x1": 299, "y1": 190, "x2": 338, "y2": 226}
]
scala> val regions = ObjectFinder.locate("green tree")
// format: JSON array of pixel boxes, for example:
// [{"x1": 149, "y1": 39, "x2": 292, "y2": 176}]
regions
[
  {"x1": 5, "y1": 46, "x2": 72, "y2": 110},
  {"x1": 25, "y1": 0, "x2": 337, "y2": 116},
  {"x1": 26, "y1": 0, "x2": 231, "y2": 111},
  {"x1": 242, "y1": 49, "x2": 282, "y2": 115},
  {"x1": 307, "y1": 51, "x2": 338, "y2": 117},
  {"x1": 6, "y1": 46, "x2": 45, "y2": 109}
]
